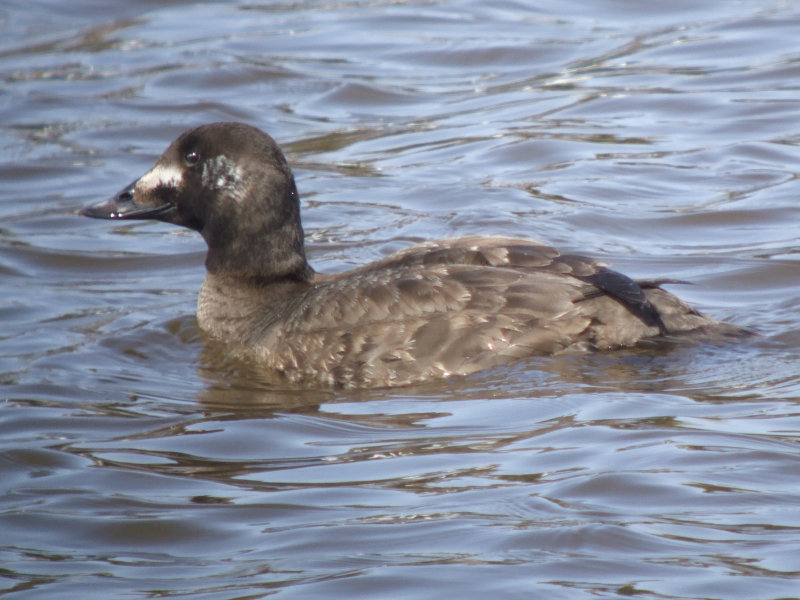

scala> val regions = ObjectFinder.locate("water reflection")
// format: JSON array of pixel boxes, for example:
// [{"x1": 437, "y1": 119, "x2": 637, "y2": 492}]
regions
[{"x1": 3, "y1": 0, "x2": 800, "y2": 597}]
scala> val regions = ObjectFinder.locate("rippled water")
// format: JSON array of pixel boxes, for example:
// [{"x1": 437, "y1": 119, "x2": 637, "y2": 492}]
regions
[{"x1": 2, "y1": 1, "x2": 800, "y2": 598}]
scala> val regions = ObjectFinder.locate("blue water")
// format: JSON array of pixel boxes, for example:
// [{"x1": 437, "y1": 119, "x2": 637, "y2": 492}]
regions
[{"x1": 1, "y1": 1, "x2": 799, "y2": 598}]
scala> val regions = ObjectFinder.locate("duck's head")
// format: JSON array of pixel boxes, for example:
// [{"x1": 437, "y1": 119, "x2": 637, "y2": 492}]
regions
[{"x1": 81, "y1": 122, "x2": 311, "y2": 281}]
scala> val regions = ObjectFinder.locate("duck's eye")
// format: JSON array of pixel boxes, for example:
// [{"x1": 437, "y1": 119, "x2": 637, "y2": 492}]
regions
[{"x1": 185, "y1": 150, "x2": 199, "y2": 165}]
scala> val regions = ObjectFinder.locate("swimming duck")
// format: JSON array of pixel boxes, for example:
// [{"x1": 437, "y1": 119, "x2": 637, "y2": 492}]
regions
[{"x1": 81, "y1": 122, "x2": 746, "y2": 388}]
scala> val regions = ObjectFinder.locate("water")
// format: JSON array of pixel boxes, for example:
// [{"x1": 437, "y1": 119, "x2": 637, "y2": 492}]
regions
[{"x1": 2, "y1": 1, "x2": 800, "y2": 598}]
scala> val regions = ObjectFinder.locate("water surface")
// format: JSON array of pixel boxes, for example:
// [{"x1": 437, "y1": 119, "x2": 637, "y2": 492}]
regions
[{"x1": 2, "y1": 1, "x2": 800, "y2": 598}]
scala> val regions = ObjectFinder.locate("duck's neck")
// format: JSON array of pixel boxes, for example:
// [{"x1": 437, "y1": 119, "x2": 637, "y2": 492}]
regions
[
  {"x1": 204, "y1": 217, "x2": 314, "y2": 284},
  {"x1": 202, "y1": 181, "x2": 315, "y2": 284}
]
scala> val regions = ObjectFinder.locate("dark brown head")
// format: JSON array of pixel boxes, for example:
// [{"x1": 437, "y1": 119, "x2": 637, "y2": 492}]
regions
[{"x1": 81, "y1": 122, "x2": 312, "y2": 282}]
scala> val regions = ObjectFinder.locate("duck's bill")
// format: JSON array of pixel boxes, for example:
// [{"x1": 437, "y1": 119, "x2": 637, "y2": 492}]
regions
[{"x1": 79, "y1": 180, "x2": 173, "y2": 220}]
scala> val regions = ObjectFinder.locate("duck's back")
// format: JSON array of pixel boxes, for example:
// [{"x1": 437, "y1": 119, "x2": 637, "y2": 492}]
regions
[{"x1": 198, "y1": 236, "x2": 742, "y2": 388}]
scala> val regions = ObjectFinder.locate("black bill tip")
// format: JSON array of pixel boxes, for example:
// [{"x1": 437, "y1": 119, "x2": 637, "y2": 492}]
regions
[{"x1": 79, "y1": 180, "x2": 173, "y2": 221}]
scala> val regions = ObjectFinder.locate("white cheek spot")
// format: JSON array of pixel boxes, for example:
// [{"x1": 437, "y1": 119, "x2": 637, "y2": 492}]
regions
[
  {"x1": 201, "y1": 155, "x2": 245, "y2": 201},
  {"x1": 136, "y1": 163, "x2": 184, "y2": 192}
]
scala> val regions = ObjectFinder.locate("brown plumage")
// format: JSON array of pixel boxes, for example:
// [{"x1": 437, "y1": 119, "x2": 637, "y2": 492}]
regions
[{"x1": 81, "y1": 122, "x2": 748, "y2": 388}]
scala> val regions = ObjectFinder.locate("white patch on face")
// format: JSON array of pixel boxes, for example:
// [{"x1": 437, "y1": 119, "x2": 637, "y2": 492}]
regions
[
  {"x1": 201, "y1": 155, "x2": 245, "y2": 201},
  {"x1": 136, "y1": 163, "x2": 184, "y2": 193}
]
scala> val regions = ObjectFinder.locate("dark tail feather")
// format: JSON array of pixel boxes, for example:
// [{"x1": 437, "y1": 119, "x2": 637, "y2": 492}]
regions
[
  {"x1": 635, "y1": 278, "x2": 693, "y2": 289},
  {"x1": 577, "y1": 268, "x2": 669, "y2": 334}
]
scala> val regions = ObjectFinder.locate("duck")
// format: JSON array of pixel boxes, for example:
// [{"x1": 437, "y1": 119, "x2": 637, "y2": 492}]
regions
[{"x1": 80, "y1": 122, "x2": 748, "y2": 388}]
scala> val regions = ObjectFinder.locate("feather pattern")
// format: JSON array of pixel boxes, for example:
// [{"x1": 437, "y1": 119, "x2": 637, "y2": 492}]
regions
[
  {"x1": 80, "y1": 123, "x2": 750, "y2": 389},
  {"x1": 198, "y1": 235, "x2": 744, "y2": 387}
]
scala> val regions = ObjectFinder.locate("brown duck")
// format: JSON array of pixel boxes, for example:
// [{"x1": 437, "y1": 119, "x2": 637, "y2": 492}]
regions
[{"x1": 81, "y1": 122, "x2": 747, "y2": 388}]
